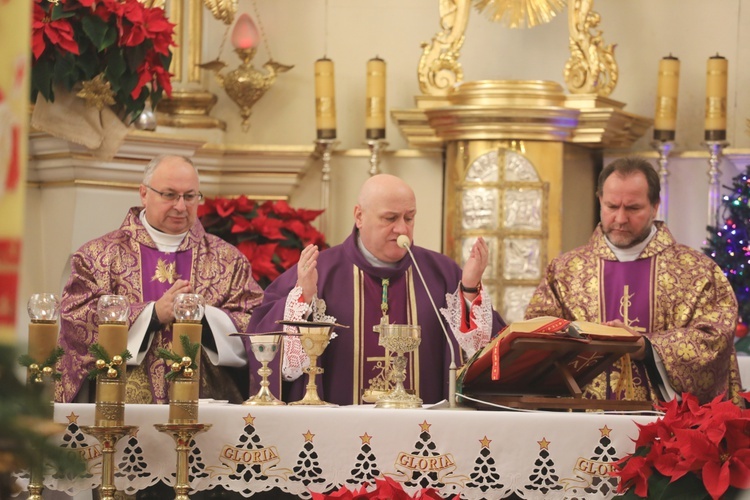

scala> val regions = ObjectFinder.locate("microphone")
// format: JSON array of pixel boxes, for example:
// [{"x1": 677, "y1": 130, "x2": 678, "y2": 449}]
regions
[{"x1": 397, "y1": 235, "x2": 461, "y2": 409}]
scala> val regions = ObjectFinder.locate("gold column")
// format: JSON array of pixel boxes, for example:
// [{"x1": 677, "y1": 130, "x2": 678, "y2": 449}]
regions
[{"x1": 157, "y1": 0, "x2": 229, "y2": 129}]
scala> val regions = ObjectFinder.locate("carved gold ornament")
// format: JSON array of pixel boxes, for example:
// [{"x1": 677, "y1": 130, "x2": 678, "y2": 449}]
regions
[
  {"x1": 473, "y1": 0, "x2": 566, "y2": 28},
  {"x1": 152, "y1": 258, "x2": 180, "y2": 284},
  {"x1": 563, "y1": 0, "x2": 618, "y2": 96},
  {"x1": 76, "y1": 73, "x2": 116, "y2": 110},
  {"x1": 203, "y1": 0, "x2": 237, "y2": 25},
  {"x1": 418, "y1": 0, "x2": 469, "y2": 96}
]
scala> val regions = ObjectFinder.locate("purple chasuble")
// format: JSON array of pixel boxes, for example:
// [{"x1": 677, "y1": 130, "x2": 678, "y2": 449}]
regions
[
  {"x1": 139, "y1": 246, "x2": 193, "y2": 343},
  {"x1": 248, "y1": 228, "x2": 505, "y2": 406},
  {"x1": 600, "y1": 258, "x2": 655, "y2": 399}
]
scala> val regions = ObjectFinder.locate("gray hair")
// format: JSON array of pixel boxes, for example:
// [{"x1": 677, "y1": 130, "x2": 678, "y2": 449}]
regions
[{"x1": 142, "y1": 155, "x2": 198, "y2": 185}]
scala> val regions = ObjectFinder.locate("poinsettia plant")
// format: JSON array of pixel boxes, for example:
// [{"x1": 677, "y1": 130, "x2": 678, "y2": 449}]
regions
[
  {"x1": 31, "y1": 0, "x2": 175, "y2": 122},
  {"x1": 311, "y1": 476, "x2": 458, "y2": 499},
  {"x1": 198, "y1": 196, "x2": 327, "y2": 289},
  {"x1": 611, "y1": 392, "x2": 750, "y2": 500}
]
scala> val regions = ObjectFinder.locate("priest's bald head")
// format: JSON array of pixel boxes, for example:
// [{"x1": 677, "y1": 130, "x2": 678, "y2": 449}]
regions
[
  {"x1": 139, "y1": 155, "x2": 202, "y2": 235},
  {"x1": 354, "y1": 174, "x2": 416, "y2": 263}
]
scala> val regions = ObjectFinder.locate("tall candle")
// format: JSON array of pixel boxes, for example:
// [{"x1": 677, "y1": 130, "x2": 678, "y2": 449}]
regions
[
  {"x1": 315, "y1": 58, "x2": 336, "y2": 139},
  {"x1": 173, "y1": 322, "x2": 202, "y2": 371},
  {"x1": 365, "y1": 57, "x2": 386, "y2": 139},
  {"x1": 95, "y1": 322, "x2": 127, "y2": 427},
  {"x1": 653, "y1": 55, "x2": 680, "y2": 141},
  {"x1": 705, "y1": 54, "x2": 728, "y2": 141}
]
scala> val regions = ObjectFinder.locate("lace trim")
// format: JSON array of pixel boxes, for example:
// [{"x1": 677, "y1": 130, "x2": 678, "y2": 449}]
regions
[
  {"x1": 281, "y1": 287, "x2": 337, "y2": 381},
  {"x1": 440, "y1": 285, "x2": 492, "y2": 357}
]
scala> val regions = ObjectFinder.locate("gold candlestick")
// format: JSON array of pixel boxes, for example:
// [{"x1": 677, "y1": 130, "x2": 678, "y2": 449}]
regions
[
  {"x1": 26, "y1": 293, "x2": 60, "y2": 500},
  {"x1": 80, "y1": 425, "x2": 137, "y2": 500},
  {"x1": 95, "y1": 295, "x2": 129, "y2": 427},
  {"x1": 154, "y1": 423, "x2": 211, "y2": 500}
]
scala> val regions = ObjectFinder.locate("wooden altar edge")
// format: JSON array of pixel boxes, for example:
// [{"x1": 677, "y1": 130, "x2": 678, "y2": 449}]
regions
[{"x1": 458, "y1": 336, "x2": 656, "y2": 412}]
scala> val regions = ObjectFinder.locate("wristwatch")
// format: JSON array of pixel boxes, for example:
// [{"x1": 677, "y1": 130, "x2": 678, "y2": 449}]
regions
[{"x1": 460, "y1": 281, "x2": 482, "y2": 294}]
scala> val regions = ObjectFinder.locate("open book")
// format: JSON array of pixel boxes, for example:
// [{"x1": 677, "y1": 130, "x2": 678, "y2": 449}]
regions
[{"x1": 457, "y1": 316, "x2": 640, "y2": 397}]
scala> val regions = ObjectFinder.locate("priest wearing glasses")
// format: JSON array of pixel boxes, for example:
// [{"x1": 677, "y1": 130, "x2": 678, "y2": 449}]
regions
[{"x1": 56, "y1": 154, "x2": 263, "y2": 405}]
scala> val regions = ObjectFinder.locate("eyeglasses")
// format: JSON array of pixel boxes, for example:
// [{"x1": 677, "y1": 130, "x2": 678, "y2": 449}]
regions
[{"x1": 145, "y1": 185, "x2": 204, "y2": 205}]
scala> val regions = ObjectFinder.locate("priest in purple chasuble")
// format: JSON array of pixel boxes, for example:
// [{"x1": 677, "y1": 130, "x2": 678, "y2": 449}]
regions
[
  {"x1": 248, "y1": 174, "x2": 506, "y2": 406},
  {"x1": 525, "y1": 156, "x2": 742, "y2": 405},
  {"x1": 56, "y1": 155, "x2": 263, "y2": 404}
]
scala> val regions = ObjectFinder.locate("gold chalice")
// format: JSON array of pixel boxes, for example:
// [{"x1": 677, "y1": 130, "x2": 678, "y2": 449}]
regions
[
  {"x1": 375, "y1": 324, "x2": 422, "y2": 409},
  {"x1": 279, "y1": 320, "x2": 339, "y2": 406},
  {"x1": 240, "y1": 333, "x2": 285, "y2": 406}
]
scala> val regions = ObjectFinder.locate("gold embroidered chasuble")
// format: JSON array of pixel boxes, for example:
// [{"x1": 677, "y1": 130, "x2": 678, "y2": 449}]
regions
[
  {"x1": 56, "y1": 207, "x2": 263, "y2": 403},
  {"x1": 525, "y1": 221, "x2": 742, "y2": 405}
]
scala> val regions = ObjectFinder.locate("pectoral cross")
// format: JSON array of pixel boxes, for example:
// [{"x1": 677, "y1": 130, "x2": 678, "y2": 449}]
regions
[{"x1": 619, "y1": 285, "x2": 646, "y2": 333}]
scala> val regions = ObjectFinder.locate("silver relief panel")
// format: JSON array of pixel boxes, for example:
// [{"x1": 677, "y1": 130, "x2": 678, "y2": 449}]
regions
[
  {"x1": 505, "y1": 152, "x2": 539, "y2": 182},
  {"x1": 503, "y1": 238, "x2": 541, "y2": 281},
  {"x1": 466, "y1": 150, "x2": 499, "y2": 183},
  {"x1": 461, "y1": 188, "x2": 498, "y2": 230},
  {"x1": 502, "y1": 286, "x2": 538, "y2": 324},
  {"x1": 503, "y1": 188, "x2": 542, "y2": 231}
]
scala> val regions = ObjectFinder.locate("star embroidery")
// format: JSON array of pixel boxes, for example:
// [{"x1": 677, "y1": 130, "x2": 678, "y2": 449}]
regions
[
  {"x1": 303, "y1": 430, "x2": 315, "y2": 442},
  {"x1": 600, "y1": 425, "x2": 612, "y2": 437},
  {"x1": 243, "y1": 414, "x2": 255, "y2": 426},
  {"x1": 479, "y1": 436, "x2": 492, "y2": 448},
  {"x1": 538, "y1": 437, "x2": 550, "y2": 450},
  {"x1": 152, "y1": 258, "x2": 180, "y2": 284},
  {"x1": 360, "y1": 433, "x2": 372, "y2": 445},
  {"x1": 419, "y1": 420, "x2": 431, "y2": 433},
  {"x1": 66, "y1": 412, "x2": 79, "y2": 424}
]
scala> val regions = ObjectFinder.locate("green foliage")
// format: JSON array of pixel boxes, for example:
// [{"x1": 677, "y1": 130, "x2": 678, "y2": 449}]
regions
[
  {"x1": 86, "y1": 343, "x2": 132, "y2": 380},
  {"x1": 157, "y1": 335, "x2": 199, "y2": 381}
]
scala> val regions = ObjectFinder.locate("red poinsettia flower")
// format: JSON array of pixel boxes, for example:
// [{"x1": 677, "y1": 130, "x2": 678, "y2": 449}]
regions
[
  {"x1": 199, "y1": 196, "x2": 327, "y2": 288},
  {"x1": 132, "y1": 52, "x2": 173, "y2": 99},
  {"x1": 32, "y1": 2, "x2": 80, "y2": 59}
]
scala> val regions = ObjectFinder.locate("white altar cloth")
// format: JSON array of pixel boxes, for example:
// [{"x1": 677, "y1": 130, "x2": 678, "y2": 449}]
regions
[{"x1": 37, "y1": 402, "x2": 658, "y2": 499}]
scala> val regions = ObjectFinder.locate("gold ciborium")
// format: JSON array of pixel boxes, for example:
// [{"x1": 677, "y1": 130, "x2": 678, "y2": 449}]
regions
[
  {"x1": 233, "y1": 332, "x2": 285, "y2": 406},
  {"x1": 375, "y1": 324, "x2": 422, "y2": 409},
  {"x1": 279, "y1": 321, "x2": 338, "y2": 406}
]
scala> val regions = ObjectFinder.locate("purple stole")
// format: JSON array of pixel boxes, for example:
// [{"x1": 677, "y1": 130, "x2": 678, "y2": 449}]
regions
[
  {"x1": 600, "y1": 258, "x2": 655, "y2": 399},
  {"x1": 139, "y1": 246, "x2": 193, "y2": 343}
]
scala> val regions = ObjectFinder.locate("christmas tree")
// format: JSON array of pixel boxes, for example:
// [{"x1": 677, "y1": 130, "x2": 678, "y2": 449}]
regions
[{"x1": 703, "y1": 166, "x2": 750, "y2": 352}]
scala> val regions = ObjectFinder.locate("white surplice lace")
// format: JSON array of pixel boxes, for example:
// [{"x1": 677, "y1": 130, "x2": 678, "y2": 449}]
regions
[{"x1": 439, "y1": 284, "x2": 493, "y2": 358}]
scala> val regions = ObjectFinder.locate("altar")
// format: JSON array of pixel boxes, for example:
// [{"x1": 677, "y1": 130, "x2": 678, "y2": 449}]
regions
[{"x1": 33, "y1": 402, "x2": 658, "y2": 499}]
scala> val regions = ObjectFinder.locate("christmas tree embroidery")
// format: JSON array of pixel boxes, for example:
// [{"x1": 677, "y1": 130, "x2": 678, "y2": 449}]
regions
[
  {"x1": 116, "y1": 428, "x2": 152, "y2": 485},
  {"x1": 53, "y1": 412, "x2": 95, "y2": 480},
  {"x1": 345, "y1": 432, "x2": 381, "y2": 487},
  {"x1": 226, "y1": 414, "x2": 271, "y2": 483},
  {"x1": 290, "y1": 430, "x2": 326, "y2": 487},
  {"x1": 466, "y1": 435, "x2": 504, "y2": 493},
  {"x1": 403, "y1": 421, "x2": 446, "y2": 490},
  {"x1": 524, "y1": 437, "x2": 562, "y2": 494},
  {"x1": 582, "y1": 425, "x2": 619, "y2": 495}
]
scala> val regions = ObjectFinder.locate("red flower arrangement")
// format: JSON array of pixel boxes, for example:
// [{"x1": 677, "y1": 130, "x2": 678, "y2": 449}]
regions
[
  {"x1": 198, "y1": 196, "x2": 327, "y2": 288},
  {"x1": 31, "y1": 0, "x2": 175, "y2": 122},
  {"x1": 311, "y1": 476, "x2": 458, "y2": 500},
  {"x1": 612, "y1": 392, "x2": 750, "y2": 499}
]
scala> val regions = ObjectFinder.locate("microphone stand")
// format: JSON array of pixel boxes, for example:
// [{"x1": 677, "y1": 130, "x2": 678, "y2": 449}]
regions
[{"x1": 399, "y1": 237, "x2": 471, "y2": 410}]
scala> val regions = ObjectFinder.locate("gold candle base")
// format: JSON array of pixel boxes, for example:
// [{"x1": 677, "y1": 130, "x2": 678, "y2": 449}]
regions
[
  {"x1": 27, "y1": 460, "x2": 44, "y2": 500},
  {"x1": 95, "y1": 377, "x2": 126, "y2": 427},
  {"x1": 155, "y1": 423, "x2": 211, "y2": 500},
  {"x1": 80, "y1": 425, "x2": 137, "y2": 500},
  {"x1": 169, "y1": 378, "x2": 200, "y2": 423}
]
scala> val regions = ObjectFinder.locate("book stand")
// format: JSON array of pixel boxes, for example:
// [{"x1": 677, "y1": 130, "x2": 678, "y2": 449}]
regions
[{"x1": 458, "y1": 336, "x2": 655, "y2": 411}]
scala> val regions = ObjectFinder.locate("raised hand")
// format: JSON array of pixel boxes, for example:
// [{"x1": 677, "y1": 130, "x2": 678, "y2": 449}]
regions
[
  {"x1": 461, "y1": 237, "x2": 488, "y2": 296},
  {"x1": 297, "y1": 244, "x2": 319, "y2": 303}
]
